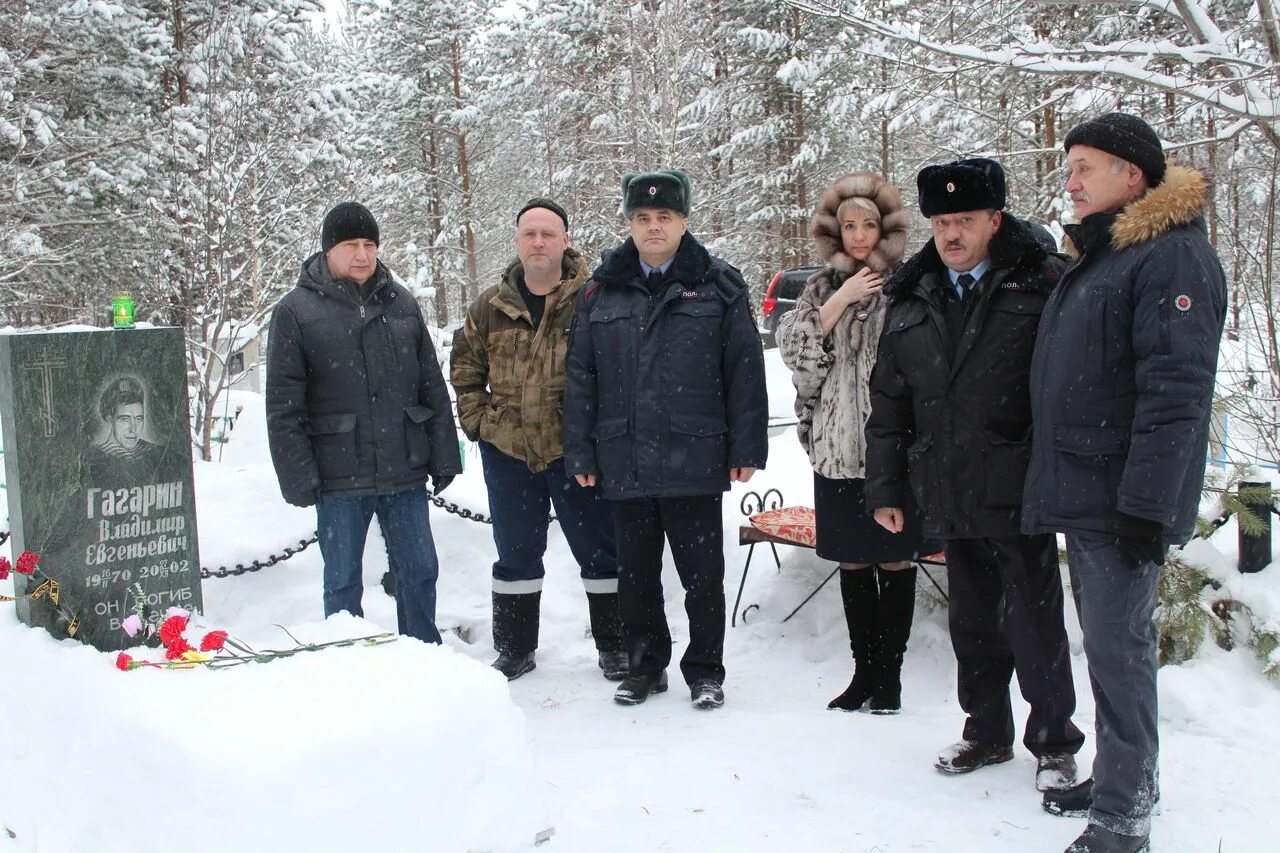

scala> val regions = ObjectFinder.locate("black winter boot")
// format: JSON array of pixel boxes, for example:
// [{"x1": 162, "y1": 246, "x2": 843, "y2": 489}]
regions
[
  {"x1": 869, "y1": 565, "x2": 917, "y2": 714},
  {"x1": 586, "y1": 591, "x2": 628, "y2": 681},
  {"x1": 492, "y1": 590, "x2": 541, "y2": 681},
  {"x1": 828, "y1": 567, "x2": 879, "y2": 711}
]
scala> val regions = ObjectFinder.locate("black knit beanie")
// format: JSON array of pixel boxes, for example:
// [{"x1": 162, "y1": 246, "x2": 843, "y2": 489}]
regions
[
  {"x1": 517, "y1": 197, "x2": 569, "y2": 230},
  {"x1": 1063, "y1": 112, "x2": 1166, "y2": 187},
  {"x1": 321, "y1": 202, "x2": 380, "y2": 252}
]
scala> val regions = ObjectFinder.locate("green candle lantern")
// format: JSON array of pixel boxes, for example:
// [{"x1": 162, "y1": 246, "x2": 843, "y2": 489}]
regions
[{"x1": 112, "y1": 292, "x2": 135, "y2": 329}]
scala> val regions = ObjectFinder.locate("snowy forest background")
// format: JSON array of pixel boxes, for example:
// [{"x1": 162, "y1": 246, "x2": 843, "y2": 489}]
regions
[{"x1": 2, "y1": 0, "x2": 1279, "y2": 468}]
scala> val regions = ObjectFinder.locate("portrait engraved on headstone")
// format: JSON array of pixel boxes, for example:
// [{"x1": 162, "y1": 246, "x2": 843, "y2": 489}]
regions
[{"x1": 0, "y1": 328, "x2": 203, "y2": 651}]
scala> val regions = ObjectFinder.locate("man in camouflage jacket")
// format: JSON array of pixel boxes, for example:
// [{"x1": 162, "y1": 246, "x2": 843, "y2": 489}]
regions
[{"x1": 451, "y1": 198, "x2": 624, "y2": 682}]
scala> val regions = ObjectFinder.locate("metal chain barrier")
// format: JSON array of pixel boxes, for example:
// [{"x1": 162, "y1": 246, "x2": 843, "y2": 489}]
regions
[
  {"x1": 429, "y1": 492, "x2": 493, "y2": 525},
  {"x1": 198, "y1": 490, "x2": 497, "y2": 579},
  {"x1": 199, "y1": 536, "x2": 319, "y2": 579},
  {"x1": 0, "y1": 489, "x2": 497, "y2": 581},
  {"x1": 21, "y1": 493, "x2": 1270, "y2": 579}
]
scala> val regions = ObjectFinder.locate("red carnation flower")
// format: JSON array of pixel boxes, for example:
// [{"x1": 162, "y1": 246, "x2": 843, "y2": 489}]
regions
[
  {"x1": 0, "y1": 557, "x2": 10, "y2": 581},
  {"x1": 158, "y1": 614, "x2": 189, "y2": 647},
  {"x1": 116, "y1": 653, "x2": 134, "y2": 672},
  {"x1": 14, "y1": 551, "x2": 39, "y2": 575},
  {"x1": 199, "y1": 630, "x2": 229, "y2": 652},
  {"x1": 164, "y1": 638, "x2": 194, "y2": 660}
]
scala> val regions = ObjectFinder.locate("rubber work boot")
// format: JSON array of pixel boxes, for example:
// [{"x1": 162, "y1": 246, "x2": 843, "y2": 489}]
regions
[
  {"x1": 586, "y1": 591, "x2": 628, "y2": 681},
  {"x1": 491, "y1": 590, "x2": 540, "y2": 681}
]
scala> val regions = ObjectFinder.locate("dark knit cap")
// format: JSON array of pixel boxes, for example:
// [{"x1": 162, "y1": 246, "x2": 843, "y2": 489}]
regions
[
  {"x1": 621, "y1": 170, "x2": 692, "y2": 217},
  {"x1": 1064, "y1": 112, "x2": 1166, "y2": 186},
  {"x1": 321, "y1": 202, "x2": 380, "y2": 252},
  {"x1": 917, "y1": 158, "x2": 1006, "y2": 217},
  {"x1": 517, "y1": 197, "x2": 569, "y2": 230}
]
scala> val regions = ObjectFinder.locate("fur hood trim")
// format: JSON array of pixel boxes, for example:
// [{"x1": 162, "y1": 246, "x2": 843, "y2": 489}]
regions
[
  {"x1": 1065, "y1": 163, "x2": 1210, "y2": 257},
  {"x1": 1110, "y1": 163, "x2": 1209, "y2": 250},
  {"x1": 810, "y1": 173, "x2": 909, "y2": 274}
]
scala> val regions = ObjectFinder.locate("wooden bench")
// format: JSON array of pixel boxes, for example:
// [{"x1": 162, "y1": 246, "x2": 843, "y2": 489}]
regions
[{"x1": 733, "y1": 489, "x2": 947, "y2": 626}]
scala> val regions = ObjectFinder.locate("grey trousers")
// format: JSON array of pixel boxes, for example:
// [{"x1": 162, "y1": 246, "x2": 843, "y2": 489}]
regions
[{"x1": 1066, "y1": 534, "x2": 1160, "y2": 837}]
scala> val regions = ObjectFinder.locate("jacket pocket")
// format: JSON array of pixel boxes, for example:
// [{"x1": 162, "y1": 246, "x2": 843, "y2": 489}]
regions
[
  {"x1": 404, "y1": 405, "x2": 434, "y2": 469},
  {"x1": 987, "y1": 294, "x2": 1047, "y2": 365},
  {"x1": 1052, "y1": 425, "x2": 1127, "y2": 519},
  {"x1": 905, "y1": 434, "x2": 938, "y2": 516},
  {"x1": 589, "y1": 308, "x2": 633, "y2": 392},
  {"x1": 591, "y1": 416, "x2": 632, "y2": 482},
  {"x1": 667, "y1": 413, "x2": 728, "y2": 481},
  {"x1": 308, "y1": 413, "x2": 358, "y2": 480},
  {"x1": 983, "y1": 430, "x2": 1032, "y2": 508}
]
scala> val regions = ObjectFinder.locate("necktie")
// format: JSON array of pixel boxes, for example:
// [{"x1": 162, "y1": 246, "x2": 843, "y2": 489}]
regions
[
  {"x1": 647, "y1": 269, "x2": 665, "y2": 293},
  {"x1": 954, "y1": 272, "x2": 975, "y2": 301}
]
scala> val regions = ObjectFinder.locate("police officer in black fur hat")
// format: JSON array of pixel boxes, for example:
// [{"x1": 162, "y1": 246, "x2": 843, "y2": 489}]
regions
[{"x1": 865, "y1": 158, "x2": 1085, "y2": 791}]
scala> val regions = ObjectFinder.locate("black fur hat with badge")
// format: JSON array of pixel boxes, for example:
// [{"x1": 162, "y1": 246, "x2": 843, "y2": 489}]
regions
[
  {"x1": 621, "y1": 170, "x2": 693, "y2": 217},
  {"x1": 916, "y1": 158, "x2": 1007, "y2": 218}
]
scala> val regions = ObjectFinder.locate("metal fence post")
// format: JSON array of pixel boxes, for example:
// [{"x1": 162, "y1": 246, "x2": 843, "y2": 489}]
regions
[{"x1": 1238, "y1": 480, "x2": 1273, "y2": 573}]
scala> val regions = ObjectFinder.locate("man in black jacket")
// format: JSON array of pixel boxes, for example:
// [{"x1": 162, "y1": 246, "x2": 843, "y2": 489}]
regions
[
  {"x1": 1025, "y1": 114, "x2": 1226, "y2": 853},
  {"x1": 266, "y1": 202, "x2": 462, "y2": 644},
  {"x1": 563, "y1": 170, "x2": 768, "y2": 709},
  {"x1": 865, "y1": 159, "x2": 1083, "y2": 791}
]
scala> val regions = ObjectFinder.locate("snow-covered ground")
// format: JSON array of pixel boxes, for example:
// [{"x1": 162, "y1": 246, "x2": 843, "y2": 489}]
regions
[{"x1": 2, "y1": 351, "x2": 1279, "y2": 852}]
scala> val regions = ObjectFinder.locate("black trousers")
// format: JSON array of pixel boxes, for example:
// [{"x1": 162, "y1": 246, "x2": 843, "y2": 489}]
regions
[
  {"x1": 613, "y1": 494, "x2": 725, "y2": 686},
  {"x1": 945, "y1": 534, "x2": 1085, "y2": 756}
]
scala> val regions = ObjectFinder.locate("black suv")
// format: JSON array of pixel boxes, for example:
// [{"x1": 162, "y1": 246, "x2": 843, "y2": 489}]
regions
[{"x1": 760, "y1": 266, "x2": 818, "y2": 347}]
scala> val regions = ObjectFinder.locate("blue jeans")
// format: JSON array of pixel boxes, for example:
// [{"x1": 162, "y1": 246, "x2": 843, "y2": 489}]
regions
[
  {"x1": 478, "y1": 441, "x2": 617, "y2": 594},
  {"x1": 1067, "y1": 534, "x2": 1160, "y2": 837},
  {"x1": 316, "y1": 487, "x2": 442, "y2": 644}
]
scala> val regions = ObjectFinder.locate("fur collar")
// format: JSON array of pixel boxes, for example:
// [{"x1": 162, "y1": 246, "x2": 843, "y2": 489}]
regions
[
  {"x1": 1112, "y1": 163, "x2": 1209, "y2": 249},
  {"x1": 883, "y1": 212, "x2": 1049, "y2": 300},
  {"x1": 592, "y1": 232, "x2": 712, "y2": 287},
  {"x1": 1065, "y1": 163, "x2": 1209, "y2": 257},
  {"x1": 809, "y1": 172, "x2": 909, "y2": 274}
]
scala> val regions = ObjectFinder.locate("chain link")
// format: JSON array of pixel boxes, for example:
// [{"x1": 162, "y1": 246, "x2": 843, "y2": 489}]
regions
[{"x1": 0, "y1": 491, "x2": 497, "y2": 581}]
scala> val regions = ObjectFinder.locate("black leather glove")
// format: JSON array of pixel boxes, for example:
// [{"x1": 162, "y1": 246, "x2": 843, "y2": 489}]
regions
[
  {"x1": 431, "y1": 474, "x2": 455, "y2": 496},
  {"x1": 1115, "y1": 512, "x2": 1165, "y2": 567}
]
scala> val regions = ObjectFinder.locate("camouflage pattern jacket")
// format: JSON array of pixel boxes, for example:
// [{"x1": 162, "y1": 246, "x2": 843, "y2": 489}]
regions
[{"x1": 450, "y1": 248, "x2": 589, "y2": 472}]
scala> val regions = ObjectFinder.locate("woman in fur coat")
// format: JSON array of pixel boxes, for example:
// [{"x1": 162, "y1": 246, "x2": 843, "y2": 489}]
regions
[{"x1": 776, "y1": 172, "x2": 936, "y2": 714}]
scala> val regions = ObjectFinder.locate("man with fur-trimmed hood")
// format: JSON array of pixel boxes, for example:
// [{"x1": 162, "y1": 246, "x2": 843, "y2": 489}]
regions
[
  {"x1": 865, "y1": 158, "x2": 1084, "y2": 794},
  {"x1": 1026, "y1": 114, "x2": 1227, "y2": 853}
]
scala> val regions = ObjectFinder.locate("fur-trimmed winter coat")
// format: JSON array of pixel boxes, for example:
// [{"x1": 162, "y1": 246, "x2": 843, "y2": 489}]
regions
[
  {"x1": 1021, "y1": 164, "x2": 1227, "y2": 545},
  {"x1": 776, "y1": 173, "x2": 909, "y2": 479}
]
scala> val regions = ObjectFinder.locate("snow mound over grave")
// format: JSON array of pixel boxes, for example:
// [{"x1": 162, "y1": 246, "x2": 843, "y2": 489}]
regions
[{"x1": 0, "y1": 612, "x2": 546, "y2": 853}]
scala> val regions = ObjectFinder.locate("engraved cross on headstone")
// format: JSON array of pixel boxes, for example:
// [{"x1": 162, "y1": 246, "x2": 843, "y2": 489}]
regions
[{"x1": 22, "y1": 347, "x2": 68, "y2": 437}]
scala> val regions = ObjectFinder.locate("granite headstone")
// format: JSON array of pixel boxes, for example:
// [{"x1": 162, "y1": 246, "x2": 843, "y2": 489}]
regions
[{"x1": 0, "y1": 328, "x2": 202, "y2": 651}]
